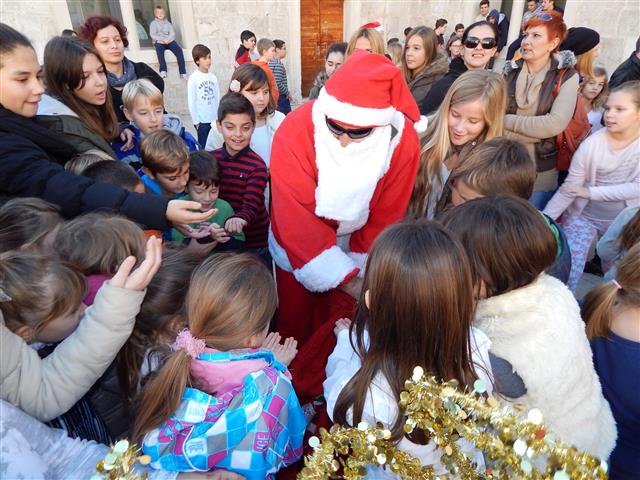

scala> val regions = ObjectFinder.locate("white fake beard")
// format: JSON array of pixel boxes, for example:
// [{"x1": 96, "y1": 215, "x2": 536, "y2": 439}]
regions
[{"x1": 312, "y1": 104, "x2": 392, "y2": 235}]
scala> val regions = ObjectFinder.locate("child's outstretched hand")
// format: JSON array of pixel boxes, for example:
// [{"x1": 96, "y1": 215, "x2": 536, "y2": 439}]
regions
[
  {"x1": 210, "y1": 223, "x2": 231, "y2": 243},
  {"x1": 262, "y1": 332, "x2": 298, "y2": 367},
  {"x1": 110, "y1": 236, "x2": 162, "y2": 290},
  {"x1": 334, "y1": 318, "x2": 352, "y2": 336},
  {"x1": 224, "y1": 217, "x2": 247, "y2": 234},
  {"x1": 167, "y1": 200, "x2": 217, "y2": 225}
]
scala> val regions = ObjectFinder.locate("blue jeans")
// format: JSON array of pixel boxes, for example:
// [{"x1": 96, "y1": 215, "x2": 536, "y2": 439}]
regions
[
  {"x1": 529, "y1": 190, "x2": 556, "y2": 210},
  {"x1": 196, "y1": 122, "x2": 211, "y2": 147},
  {"x1": 277, "y1": 95, "x2": 291, "y2": 115},
  {"x1": 154, "y1": 40, "x2": 186, "y2": 74}
]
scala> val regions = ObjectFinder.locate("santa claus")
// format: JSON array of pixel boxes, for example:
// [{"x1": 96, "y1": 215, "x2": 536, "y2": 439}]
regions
[{"x1": 269, "y1": 49, "x2": 421, "y2": 346}]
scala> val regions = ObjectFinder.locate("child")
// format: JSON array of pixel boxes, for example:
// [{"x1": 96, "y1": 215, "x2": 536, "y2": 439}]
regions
[
  {"x1": 117, "y1": 248, "x2": 201, "y2": 404},
  {"x1": 134, "y1": 254, "x2": 305, "y2": 478},
  {"x1": 442, "y1": 196, "x2": 616, "y2": 459},
  {"x1": 139, "y1": 129, "x2": 190, "y2": 198},
  {"x1": 597, "y1": 207, "x2": 640, "y2": 279},
  {"x1": 586, "y1": 244, "x2": 640, "y2": 479},
  {"x1": 210, "y1": 93, "x2": 269, "y2": 253},
  {"x1": 64, "y1": 150, "x2": 115, "y2": 175},
  {"x1": 324, "y1": 220, "x2": 492, "y2": 476},
  {"x1": 252, "y1": 38, "x2": 279, "y2": 104},
  {"x1": 268, "y1": 39, "x2": 291, "y2": 114},
  {"x1": 83, "y1": 160, "x2": 145, "y2": 194},
  {"x1": 0, "y1": 197, "x2": 62, "y2": 253},
  {"x1": 580, "y1": 66, "x2": 608, "y2": 133},
  {"x1": 205, "y1": 64, "x2": 285, "y2": 168},
  {"x1": 1, "y1": 235, "x2": 161, "y2": 422},
  {"x1": 443, "y1": 137, "x2": 571, "y2": 284},
  {"x1": 114, "y1": 78, "x2": 199, "y2": 168},
  {"x1": 149, "y1": 5, "x2": 186, "y2": 79},
  {"x1": 544, "y1": 81, "x2": 640, "y2": 291},
  {"x1": 55, "y1": 213, "x2": 147, "y2": 306},
  {"x1": 171, "y1": 151, "x2": 245, "y2": 248},
  {"x1": 188, "y1": 43, "x2": 220, "y2": 147},
  {"x1": 235, "y1": 29, "x2": 256, "y2": 67}
]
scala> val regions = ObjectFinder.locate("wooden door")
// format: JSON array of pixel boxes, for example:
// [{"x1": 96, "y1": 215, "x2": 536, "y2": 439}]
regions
[{"x1": 300, "y1": 0, "x2": 344, "y2": 97}]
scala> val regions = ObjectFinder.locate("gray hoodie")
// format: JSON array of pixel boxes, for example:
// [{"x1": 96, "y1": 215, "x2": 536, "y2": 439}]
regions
[{"x1": 149, "y1": 18, "x2": 175, "y2": 44}]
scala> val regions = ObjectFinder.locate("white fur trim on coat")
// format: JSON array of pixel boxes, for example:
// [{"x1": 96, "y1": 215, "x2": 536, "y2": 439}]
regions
[
  {"x1": 269, "y1": 230, "x2": 357, "y2": 292},
  {"x1": 475, "y1": 274, "x2": 616, "y2": 459},
  {"x1": 315, "y1": 88, "x2": 396, "y2": 127}
]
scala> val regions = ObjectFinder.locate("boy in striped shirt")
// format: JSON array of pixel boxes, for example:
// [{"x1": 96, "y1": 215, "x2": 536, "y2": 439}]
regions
[{"x1": 211, "y1": 92, "x2": 269, "y2": 258}]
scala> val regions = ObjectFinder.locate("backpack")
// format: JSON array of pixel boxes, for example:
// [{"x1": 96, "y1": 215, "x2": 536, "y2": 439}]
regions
[{"x1": 552, "y1": 68, "x2": 591, "y2": 172}]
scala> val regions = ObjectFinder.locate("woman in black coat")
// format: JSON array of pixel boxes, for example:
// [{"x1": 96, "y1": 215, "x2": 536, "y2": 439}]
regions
[
  {"x1": 78, "y1": 16, "x2": 164, "y2": 122},
  {"x1": 0, "y1": 23, "x2": 210, "y2": 230}
]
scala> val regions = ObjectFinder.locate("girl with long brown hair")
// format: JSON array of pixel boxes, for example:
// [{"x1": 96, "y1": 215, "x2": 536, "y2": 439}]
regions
[
  {"x1": 134, "y1": 253, "x2": 305, "y2": 477},
  {"x1": 324, "y1": 220, "x2": 492, "y2": 475},
  {"x1": 37, "y1": 36, "x2": 120, "y2": 157},
  {"x1": 586, "y1": 244, "x2": 640, "y2": 479},
  {"x1": 409, "y1": 69, "x2": 506, "y2": 219}
]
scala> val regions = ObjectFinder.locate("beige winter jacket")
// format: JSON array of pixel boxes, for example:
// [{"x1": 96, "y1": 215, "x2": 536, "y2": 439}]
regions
[{"x1": 0, "y1": 283, "x2": 144, "y2": 421}]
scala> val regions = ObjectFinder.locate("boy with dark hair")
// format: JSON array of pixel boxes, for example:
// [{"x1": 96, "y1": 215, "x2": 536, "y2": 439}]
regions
[
  {"x1": 269, "y1": 39, "x2": 292, "y2": 114},
  {"x1": 252, "y1": 38, "x2": 279, "y2": 103},
  {"x1": 188, "y1": 43, "x2": 220, "y2": 147},
  {"x1": 235, "y1": 29, "x2": 256, "y2": 67},
  {"x1": 83, "y1": 161, "x2": 145, "y2": 194},
  {"x1": 444, "y1": 137, "x2": 572, "y2": 284},
  {"x1": 172, "y1": 151, "x2": 245, "y2": 247},
  {"x1": 139, "y1": 129, "x2": 190, "y2": 198},
  {"x1": 211, "y1": 93, "x2": 268, "y2": 256},
  {"x1": 435, "y1": 19, "x2": 448, "y2": 47},
  {"x1": 476, "y1": 0, "x2": 490, "y2": 21}
]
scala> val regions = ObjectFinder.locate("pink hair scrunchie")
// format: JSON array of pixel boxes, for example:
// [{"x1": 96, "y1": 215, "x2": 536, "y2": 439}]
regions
[{"x1": 172, "y1": 329, "x2": 206, "y2": 359}]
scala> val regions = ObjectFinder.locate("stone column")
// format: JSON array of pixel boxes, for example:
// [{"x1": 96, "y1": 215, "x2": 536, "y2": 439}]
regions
[
  {"x1": 506, "y1": 0, "x2": 525, "y2": 48},
  {"x1": 119, "y1": 0, "x2": 140, "y2": 51}
]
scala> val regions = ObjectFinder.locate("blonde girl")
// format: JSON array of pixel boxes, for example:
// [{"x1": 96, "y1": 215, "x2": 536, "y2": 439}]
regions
[
  {"x1": 586, "y1": 244, "x2": 640, "y2": 478},
  {"x1": 205, "y1": 63, "x2": 284, "y2": 167},
  {"x1": 134, "y1": 254, "x2": 306, "y2": 477},
  {"x1": 409, "y1": 69, "x2": 506, "y2": 219},
  {"x1": 401, "y1": 26, "x2": 449, "y2": 106},
  {"x1": 345, "y1": 27, "x2": 386, "y2": 57},
  {"x1": 580, "y1": 66, "x2": 608, "y2": 132}
]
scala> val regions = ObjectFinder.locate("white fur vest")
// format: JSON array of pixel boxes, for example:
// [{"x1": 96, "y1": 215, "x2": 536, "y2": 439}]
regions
[{"x1": 475, "y1": 274, "x2": 616, "y2": 459}]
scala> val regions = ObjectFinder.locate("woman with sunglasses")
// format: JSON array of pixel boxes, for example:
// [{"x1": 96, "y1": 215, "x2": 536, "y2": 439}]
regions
[
  {"x1": 409, "y1": 69, "x2": 506, "y2": 219},
  {"x1": 401, "y1": 26, "x2": 449, "y2": 108},
  {"x1": 421, "y1": 21, "x2": 498, "y2": 115},
  {"x1": 503, "y1": 10, "x2": 578, "y2": 209}
]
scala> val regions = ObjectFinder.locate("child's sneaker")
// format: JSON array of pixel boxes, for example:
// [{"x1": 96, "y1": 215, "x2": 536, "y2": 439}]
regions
[
  {"x1": 159, "y1": 71, "x2": 167, "y2": 78},
  {"x1": 180, "y1": 73, "x2": 188, "y2": 79}
]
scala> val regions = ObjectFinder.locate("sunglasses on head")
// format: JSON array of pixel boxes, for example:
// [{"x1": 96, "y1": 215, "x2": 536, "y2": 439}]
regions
[
  {"x1": 325, "y1": 117, "x2": 374, "y2": 139},
  {"x1": 464, "y1": 36, "x2": 497, "y2": 50}
]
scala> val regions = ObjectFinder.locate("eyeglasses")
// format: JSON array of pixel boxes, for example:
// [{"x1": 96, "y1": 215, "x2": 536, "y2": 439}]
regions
[
  {"x1": 325, "y1": 117, "x2": 374, "y2": 139},
  {"x1": 464, "y1": 36, "x2": 497, "y2": 50}
]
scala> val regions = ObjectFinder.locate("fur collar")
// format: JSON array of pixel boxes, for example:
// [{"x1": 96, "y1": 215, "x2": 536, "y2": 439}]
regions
[{"x1": 503, "y1": 50, "x2": 576, "y2": 75}]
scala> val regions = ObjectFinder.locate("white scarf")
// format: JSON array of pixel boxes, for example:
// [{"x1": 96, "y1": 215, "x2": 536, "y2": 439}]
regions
[{"x1": 312, "y1": 102, "x2": 393, "y2": 235}]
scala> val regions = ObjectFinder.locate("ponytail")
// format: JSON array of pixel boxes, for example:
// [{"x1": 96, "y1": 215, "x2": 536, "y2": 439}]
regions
[
  {"x1": 583, "y1": 282, "x2": 618, "y2": 339},
  {"x1": 584, "y1": 242, "x2": 640, "y2": 339},
  {"x1": 132, "y1": 349, "x2": 191, "y2": 444}
]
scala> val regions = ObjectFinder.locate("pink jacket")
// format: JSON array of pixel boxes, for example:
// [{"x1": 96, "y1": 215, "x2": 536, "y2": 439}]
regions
[{"x1": 544, "y1": 129, "x2": 640, "y2": 221}]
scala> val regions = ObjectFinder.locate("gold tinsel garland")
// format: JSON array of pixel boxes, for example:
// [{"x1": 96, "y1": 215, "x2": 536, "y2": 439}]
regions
[
  {"x1": 298, "y1": 367, "x2": 609, "y2": 480},
  {"x1": 92, "y1": 439, "x2": 150, "y2": 480}
]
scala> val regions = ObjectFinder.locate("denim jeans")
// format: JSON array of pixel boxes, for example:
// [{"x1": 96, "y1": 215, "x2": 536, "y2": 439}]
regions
[
  {"x1": 276, "y1": 95, "x2": 291, "y2": 115},
  {"x1": 529, "y1": 189, "x2": 556, "y2": 210},
  {"x1": 196, "y1": 122, "x2": 212, "y2": 147},
  {"x1": 154, "y1": 40, "x2": 186, "y2": 74}
]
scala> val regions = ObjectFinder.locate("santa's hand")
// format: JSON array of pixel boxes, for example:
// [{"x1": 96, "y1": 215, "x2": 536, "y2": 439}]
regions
[{"x1": 224, "y1": 217, "x2": 247, "y2": 234}]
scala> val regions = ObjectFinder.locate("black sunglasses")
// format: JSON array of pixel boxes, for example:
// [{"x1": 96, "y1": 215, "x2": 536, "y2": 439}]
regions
[
  {"x1": 464, "y1": 36, "x2": 497, "y2": 50},
  {"x1": 325, "y1": 117, "x2": 374, "y2": 140}
]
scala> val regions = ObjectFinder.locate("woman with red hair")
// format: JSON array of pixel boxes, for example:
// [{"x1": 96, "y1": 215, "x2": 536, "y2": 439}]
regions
[
  {"x1": 78, "y1": 16, "x2": 164, "y2": 122},
  {"x1": 503, "y1": 11, "x2": 578, "y2": 209}
]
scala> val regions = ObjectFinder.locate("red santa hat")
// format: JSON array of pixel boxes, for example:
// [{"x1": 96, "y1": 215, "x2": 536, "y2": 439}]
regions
[
  {"x1": 360, "y1": 21, "x2": 384, "y2": 32},
  {"x1": 316, "y1": 49, "x2": 420, "y2": 128}
]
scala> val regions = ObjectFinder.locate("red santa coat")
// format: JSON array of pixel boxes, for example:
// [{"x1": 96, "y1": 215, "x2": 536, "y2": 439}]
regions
[{"x1": 269, "y1": 100, "x2": 420, "y2": 293}]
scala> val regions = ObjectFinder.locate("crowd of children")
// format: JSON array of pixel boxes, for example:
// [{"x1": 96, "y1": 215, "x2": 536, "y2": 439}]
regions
[{"x1": 1, "y1": 2, "x2": 639, "y2": 478}]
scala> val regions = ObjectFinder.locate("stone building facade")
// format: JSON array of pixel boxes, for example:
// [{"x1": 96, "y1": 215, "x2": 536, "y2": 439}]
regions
[{"x1": 1, "y1": 0, "x2": 638, "y2": 126}]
